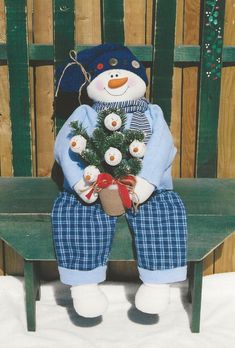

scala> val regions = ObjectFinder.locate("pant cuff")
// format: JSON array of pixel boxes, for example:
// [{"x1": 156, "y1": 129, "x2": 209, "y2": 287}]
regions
[
  {"x1": 58, "y1": 265, "x2": 107, "y2": 286},
  {"x1": 138, "y1": 265, "x2": 187, "y2": 284}
]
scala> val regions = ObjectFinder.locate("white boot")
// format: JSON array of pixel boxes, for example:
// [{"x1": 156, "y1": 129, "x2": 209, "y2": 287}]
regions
[
  {"x1": 71, "y1": 284, "x2": 108, "y2": 318},
  {"x1": 135, "y1": 283, "x2": 170, "y2": 314}
]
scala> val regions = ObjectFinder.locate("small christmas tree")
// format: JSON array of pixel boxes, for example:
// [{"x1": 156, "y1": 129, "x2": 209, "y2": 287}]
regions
[
  {"x1": 69, "y1": 108, "x2": 147, "y2": 215},
  {"x1": 70, "y1": 108, "x2": 146, "y2": 179}
]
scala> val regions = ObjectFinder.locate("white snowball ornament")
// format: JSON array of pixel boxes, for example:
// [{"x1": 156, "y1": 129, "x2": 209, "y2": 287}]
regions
[
  {"x1": 129, "y1": 140, "x2": 146, "y2": 158},
  {"x1": 70, "y1": 135, "x2": 87, "y2": 154},
  {"x1": 104, "y1": 147, "x2": 122, "y2": 166},
  {"x1": 83, "y1": 165, "x2": 100, "y2": 184},
  {"x1": 104, "y1": 113, "x2": 122, "y2": 131}
]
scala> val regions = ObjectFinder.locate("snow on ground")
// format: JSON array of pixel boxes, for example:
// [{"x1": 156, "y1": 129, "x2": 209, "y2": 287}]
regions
[{"x1": 0, "y1": 273, "x2": 235, "y2": 348}]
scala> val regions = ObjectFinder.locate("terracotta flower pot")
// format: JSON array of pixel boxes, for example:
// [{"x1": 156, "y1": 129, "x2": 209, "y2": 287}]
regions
[{"x1": 99, "y1": 184, "x2": 125, "y2": 216}]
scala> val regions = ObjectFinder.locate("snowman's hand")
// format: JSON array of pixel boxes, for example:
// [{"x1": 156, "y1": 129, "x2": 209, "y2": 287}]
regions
[
  {"x1": 74, "y1": 178, "x2": 98, "y2": 204},
  {"x1": 131, "y1": 176, "x2": 155, "y2": 204}
]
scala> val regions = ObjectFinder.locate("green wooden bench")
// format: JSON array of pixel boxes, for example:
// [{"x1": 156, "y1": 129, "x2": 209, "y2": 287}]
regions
[{"x1": 0, "y1": 177, "x2": 235, "y2": 333}]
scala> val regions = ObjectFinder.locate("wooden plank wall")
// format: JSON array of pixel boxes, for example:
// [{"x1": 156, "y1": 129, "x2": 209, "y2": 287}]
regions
[{"x1": 0, "y1": 0, "x2": 235, "y2": 278}]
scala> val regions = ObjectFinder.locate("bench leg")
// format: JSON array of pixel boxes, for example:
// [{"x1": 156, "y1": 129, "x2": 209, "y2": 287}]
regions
[
  {"x1": 190, "y1": 261, "x2": 203, "y2": 333},
  {"x1": 24, "y1": 261, "x2": 40, "y2": 331},
  {"x1": 187, "y1": 262, "x2": 193, "y2": 303}
]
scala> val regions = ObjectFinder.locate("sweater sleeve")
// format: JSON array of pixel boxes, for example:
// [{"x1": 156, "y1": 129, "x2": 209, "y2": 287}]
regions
[
  {"x1": 54, "y1": 105, "x2": 88, "y2": 189},
  {"x1": 138, "y1": 104, "x2": 177, "y2": 188}
]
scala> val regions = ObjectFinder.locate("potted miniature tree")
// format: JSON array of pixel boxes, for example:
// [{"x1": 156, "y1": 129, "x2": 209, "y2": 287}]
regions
[{"x1": 69, "y1": 108, "x2": 146, "y2": 216}]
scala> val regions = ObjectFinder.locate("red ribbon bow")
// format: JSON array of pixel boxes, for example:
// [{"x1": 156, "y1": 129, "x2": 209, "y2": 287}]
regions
[{"x1": 86, "y1": 173, "x2": 136, "y2": 209}]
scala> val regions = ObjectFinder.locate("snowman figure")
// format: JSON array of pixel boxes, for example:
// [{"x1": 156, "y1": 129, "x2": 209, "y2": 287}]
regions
[
  {"x1": 70, "y1": 134, "x2": 87, "y2": 154},
  {"x1": 129, "y1": 140, "x2": 146, "y2": 158},
  {"x1": 104, "y1": 113, "x2": 122, "y2": 131},
  {"x1": 52, "y1": 44, "x2": 187, "y2": 319},
  {"x1": 104, "y1": 147, "x2": 122, "y2": 166}
]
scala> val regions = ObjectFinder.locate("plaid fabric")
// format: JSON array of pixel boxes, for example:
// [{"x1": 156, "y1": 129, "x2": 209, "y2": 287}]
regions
[
  {"x1": 51, "y1": 191, "x2": 117, "y2": 270},
  {"x1": 51, "y1": 190, "x2": 187, "y2": 271},
  {"x1": 126, "y1": 190, "x2": 187, "y2": 270}
]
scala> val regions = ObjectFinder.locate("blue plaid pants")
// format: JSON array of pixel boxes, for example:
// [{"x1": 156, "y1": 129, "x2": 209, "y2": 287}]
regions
[{"x1": 51, "y1": 190, "x2": 187, "y2": 285}]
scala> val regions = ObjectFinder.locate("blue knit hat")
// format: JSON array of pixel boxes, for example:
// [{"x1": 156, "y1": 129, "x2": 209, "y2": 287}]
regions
[{"x1": 56, "y1": 43, "x2": 148, "y2": 94}]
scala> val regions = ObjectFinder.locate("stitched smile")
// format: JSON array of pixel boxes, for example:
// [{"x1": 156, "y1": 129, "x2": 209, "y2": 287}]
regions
[{"x1": 104, "y1": 86, "x2": 129, "y2": 96}]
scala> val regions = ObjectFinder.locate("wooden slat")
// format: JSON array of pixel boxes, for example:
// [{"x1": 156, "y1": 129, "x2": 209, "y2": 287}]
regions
[
  {"x1": 2, "y1": 42, "x2": 235, "y2": 63},
  {"x1": 196, "y1": 0, "x2": 225, "y2": 177},
  {"x1": 171, "y1": 0, "x2": 184, "y2": 178},
  {"x1": 145, "y1": 0, "x2": 153, "y2": 100},
  {"x1": 34, "y1": 0, "x2": 54, "y2": 177},
  {"x1": 0, "y1": 0, "x2": 12, "y2": 176},
  {"x1": 181, "y1": 0, "x2": 200, "y2": 177},
  {"x1": 203, "y1": 252, "x2": 214, "y2": 275},
  {"x1": 5, "y1": 0, "x2": 32, "y2": 176},
  {"x1": 53, "y1": 0, "x2": 75, "y2": 131},
  {"x1": 216, "y1": 0, "x2": 235, "y2": 274},
  {"x1": 75, "y1": 0, "x2": 101, "y2": 44},
  {"x1": 102, "y1": 0, "x2": 124, "y2": 43},
  {"x1": 151, "y1": 0, "x2": 177, "y2": 125},
  {"x1": 214, "y1": 234, "x2": 235, "y2": 273},
  {"x1": 124, "y1": 0, "x2": 146, "y2": 45},
  {"x1": 4, "y1": 246, "x2": 24, "y2": 276},
  {"x1": 27, "y1": 0, "x2": 36, "y2": 177}
]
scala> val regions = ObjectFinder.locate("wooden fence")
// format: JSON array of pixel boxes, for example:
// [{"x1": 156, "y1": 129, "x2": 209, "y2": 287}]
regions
[{"x1": 0, "y1": 0, "x2": 235, "y2": 279}]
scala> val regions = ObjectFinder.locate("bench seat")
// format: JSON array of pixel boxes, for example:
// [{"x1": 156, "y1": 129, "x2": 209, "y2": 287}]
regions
[{"x1": 0, "y1": 177, "x2": 235, "y2": 332}]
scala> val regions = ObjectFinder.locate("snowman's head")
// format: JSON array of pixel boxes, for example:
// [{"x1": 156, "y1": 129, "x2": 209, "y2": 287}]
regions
[
  {"x1": 56, "y1": 43, "x2": 148, "y2": 105},
  {"x1": 87, "y1": 69, "x2": 146, "y2": 102}
]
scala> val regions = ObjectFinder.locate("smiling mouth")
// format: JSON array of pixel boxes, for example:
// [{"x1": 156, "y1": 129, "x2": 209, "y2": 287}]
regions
[{"x1": 104, "y1": 86, "x2": 129, "y2": 96}]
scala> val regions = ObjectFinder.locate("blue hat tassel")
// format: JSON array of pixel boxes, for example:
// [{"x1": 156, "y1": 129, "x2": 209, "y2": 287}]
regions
[{"x1": 55, "y1": 50, "x2": 91, "y2": 105}]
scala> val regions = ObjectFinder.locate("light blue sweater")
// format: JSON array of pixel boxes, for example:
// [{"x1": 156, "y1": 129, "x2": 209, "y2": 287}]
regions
[{"x1": 54, "y1": 104, "x2": 177, "y2": 192}]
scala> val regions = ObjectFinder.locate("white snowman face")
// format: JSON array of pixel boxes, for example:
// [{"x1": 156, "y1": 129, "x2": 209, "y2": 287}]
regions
[
  {"x1": 87, "y1": 69, "x2": 146, "y2": 102},
  {"x1": 83, "y1": 165, "x2": 100, "y2": 183},
  {"x1": 70, "y1": 135, "x2": 87, "y2": 154},
  {"x1": 104, "y1": 113, "x2": 122, "y2": 131},
  {"x1": 104, "y1": 147, "x2": 122, "y2": 166},
  {"x1": 129, "y1": 140, "x2": 146, "y2": 158}
]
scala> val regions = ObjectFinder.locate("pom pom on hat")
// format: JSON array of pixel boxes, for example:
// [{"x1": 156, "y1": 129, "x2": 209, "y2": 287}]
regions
[{"x1": 56, "y1": 43, "x2": 148, "y2": 94}]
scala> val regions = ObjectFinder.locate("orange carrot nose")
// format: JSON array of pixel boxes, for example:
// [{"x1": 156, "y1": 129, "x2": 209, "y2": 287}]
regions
[
  {"x1": 112, "y1": 121, "x2": 117, "y2": 126},
  {"x1": 133, "y1": 147, "x2": 139, "y2": 153},
  {"x1": 85, "y1": 175, "x2": 91, "y2": 181},
  {"x1": 110, "y1": 155, "x2": 115, "y2": 161},
  {"x1": 71, "y1": 141, "x2": 77, "y2": 147},
  {"x1": 108, "y1": 77, "x2": 128, "y2": 89}
]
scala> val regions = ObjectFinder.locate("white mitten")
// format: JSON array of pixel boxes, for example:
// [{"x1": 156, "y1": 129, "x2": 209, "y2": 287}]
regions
[
  {"x1": 132, "y1": 176, "x2": 155, "y2": 204},
  {"x1": 135, "y1": 283, "x2": 170, "y2": 314},
  {"x1": 74, "y1": 178, "x2": 98, "y2": 203},
  {"x1": 71, "y1": 284, "x2": 108, "y2": 318}
]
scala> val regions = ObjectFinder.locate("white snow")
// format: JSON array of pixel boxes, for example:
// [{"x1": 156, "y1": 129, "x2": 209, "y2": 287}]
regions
[{"x1": 0, "y1": 273, "x2": 235, "y2": 348}]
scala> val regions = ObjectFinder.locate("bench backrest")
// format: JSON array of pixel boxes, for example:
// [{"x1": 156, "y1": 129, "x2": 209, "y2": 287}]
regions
[{"x1": 0, "y1": 178, "x2": 235, "y2": 216}]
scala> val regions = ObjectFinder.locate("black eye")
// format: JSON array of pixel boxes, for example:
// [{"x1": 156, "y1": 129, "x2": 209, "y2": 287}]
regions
[
  {"x1": 110, "y1": 74, "x2": 114, "y2": 78},
  {"x1": 115, "y1": 74, "x2": 119, "y2": 77}
]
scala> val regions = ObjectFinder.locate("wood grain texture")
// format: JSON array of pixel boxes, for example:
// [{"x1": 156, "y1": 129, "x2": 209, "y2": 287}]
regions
[
  {"x1": 181, "y1": 0, "x2": 200, "y2": 178},
  {"x1": 4, "y1": 245, "x2": 24, "y2": 276},
  {"x1": 218, "y1": 0, "x2": 235, "y2": 178},
  {"x1": 34, "y1": 0, "x2": 55, "y2": 177},
  {"x1": 203, "y1": 253, "x2": 214, "y2": 275},
  {"x1": 0, "y1": 0, "x2": 12, "y2": 275},
  {"x1": 124, "y1": 0, "x2": 146, "y2": 44},
  {"x1": 171, "y1": 0, "x2": 183, "y2": 178},
  {"x1": 216, "y1": 0, "x2": 235, "y2": 274},
  {"x1": 214, "y1": 233, "x2": 235, "y2": 273},
  {"x1": 0, "y1": 0, "x2": 12, "y2": 176},
  {"x1": 75, "y1": 0, "x2": 101, "y2": 44}
]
